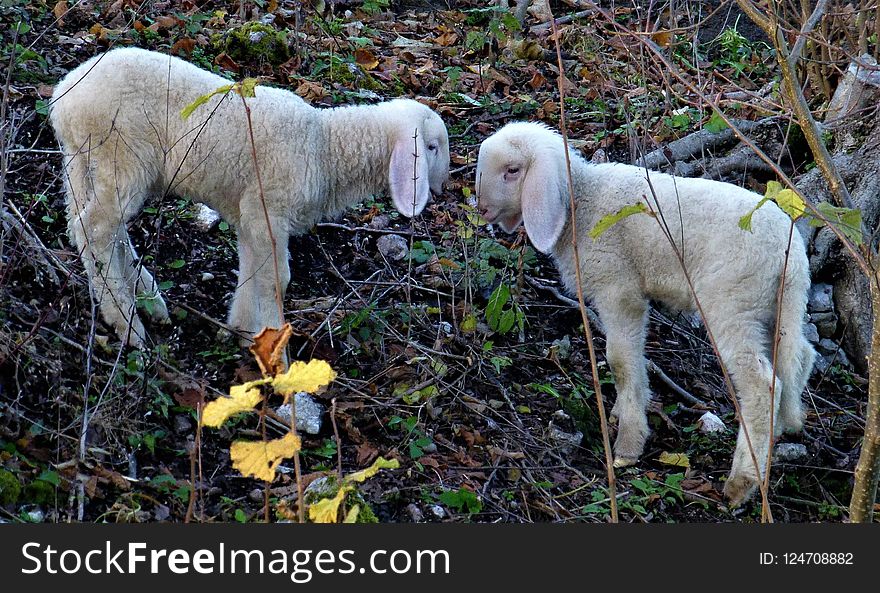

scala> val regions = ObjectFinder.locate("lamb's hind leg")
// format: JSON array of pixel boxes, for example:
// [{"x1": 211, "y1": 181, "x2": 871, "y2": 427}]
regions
[
  {"x1": 595, "y1": 291, "x2": 651, "y2": 467},
  {"x1": 712, "y1": 318, "x2": 782, "y2": 506},
  {"x1": 67, "y1": 171, "x2": 149, "y2": 347}
]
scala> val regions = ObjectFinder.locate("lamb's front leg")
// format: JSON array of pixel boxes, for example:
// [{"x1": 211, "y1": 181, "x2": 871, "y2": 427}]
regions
[
  {"x1": 595, "y1": 292, "x2": 651, "y2": 467},
  {"x1": 228, "y1": 208, "x2": 291, "y2": 344}
]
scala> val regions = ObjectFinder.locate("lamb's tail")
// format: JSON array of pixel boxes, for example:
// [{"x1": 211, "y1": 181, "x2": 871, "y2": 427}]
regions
[{"x1": 774, "y1": 234, "x2": 817, "y2": 434}]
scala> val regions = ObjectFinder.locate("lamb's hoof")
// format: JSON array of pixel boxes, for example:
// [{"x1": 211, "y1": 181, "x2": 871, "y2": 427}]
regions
[
  {"x1": 613, "y1": 456, "x2": 638, "y2": 468},
  {"x1": 723, "y1": 474, "x2": 757, "y2": 507}
]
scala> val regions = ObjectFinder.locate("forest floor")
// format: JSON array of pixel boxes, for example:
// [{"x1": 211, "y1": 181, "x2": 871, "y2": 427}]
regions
[{"x1": 0, "y1": 0, "x2": 871, "y2": 523}]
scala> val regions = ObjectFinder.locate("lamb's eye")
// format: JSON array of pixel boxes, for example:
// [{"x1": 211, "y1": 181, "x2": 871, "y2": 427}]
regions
[
  {"x1": 507, "y1": 166, "x2": 520, "y2": 175},
  {"x1": 428, "y1": 144, "x2": 438, "y2": 152}
]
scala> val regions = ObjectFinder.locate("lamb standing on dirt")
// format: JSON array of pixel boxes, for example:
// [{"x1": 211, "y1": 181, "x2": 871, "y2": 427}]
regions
[
  {"x1": 50, "y1": 47, "x2": 449, "y2": 347},
  {"x1": 475, "y1": 122, "x2": 816, "y2": 505}
]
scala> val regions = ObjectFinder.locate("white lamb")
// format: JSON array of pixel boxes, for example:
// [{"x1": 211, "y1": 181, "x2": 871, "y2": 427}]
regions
[
  {"x1": 50, "y1": 47, "x2": 449, "y2": 346},
  {"x1": 475, "y1": 122, "x2": 816, "y2": 505}
]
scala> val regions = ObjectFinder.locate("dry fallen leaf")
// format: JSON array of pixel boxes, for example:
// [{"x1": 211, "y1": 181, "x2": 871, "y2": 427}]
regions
[
  {"x1": 658, "y1": 451, "x2": 691, "y2": 468},
  {"x1": 53, "y1": 1, "x2": 68, "y2": 25},
  {"x1": 354, "y1": 48, "x2": 379, "y2": 70},
  {"x1": 250, "y1": 324, "x2": 293, "y2": 377}
]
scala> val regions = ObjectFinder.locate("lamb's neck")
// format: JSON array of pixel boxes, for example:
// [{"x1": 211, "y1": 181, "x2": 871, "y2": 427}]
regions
[
  {"x1": 320, "y1": 104, "x2": 393, "y2": 214},
  {"x1": 550, "y1": 157, "x2": 599, "y2": 295}
]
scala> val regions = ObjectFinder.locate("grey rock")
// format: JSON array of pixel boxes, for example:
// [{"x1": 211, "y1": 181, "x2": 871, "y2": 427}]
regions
[
  {"x1": 428, "y1": 504, "x2": 446, "y2": 519},
  {"x1": 774, "y1": 442, "x2": 808, "y2": 463},
  {"x1": 369, "y1": 214, "x2": 391, "y2": 229},
  {"x1": 201, "y1": 272, "x2": 215, "y2": 282},
  {"x1": 808, "y1": 283, "x2": 834, "y2": 313},
  {"x1": 697, "y1": 411, "x2": 725, "y2": 434},
  {"x1": 809, "y1": 227, "x2": 839, "y2": 277},
  {"x1": 259, "y1": 14, "x2": 276, "y2": 25},
  {"x1": 817, "y1": 338, "x2": 841, "y2": 357},
  {"x1": 153, "y1": 504, "x2": 171, "y2": 521},
  {"x1": 173, "y1": 414, "x2": 192, "y2": 435},
  {"x1": 249, "y1": 488, "x2": 264, "y2": 503},
  {"x1": 376, "y1": 234, "x2": 409, "y2": 261},
  {"x1": 248, "y1": 30, "x2": 267, "y2": 44},
  {"x1": 810, "y1": 311, "x2": 838, "y2": 338},
  {"x1": 549, "y1": 424, "x2": 583, "y2": 455},
  {"x1": 193, "y1": 203, "x2": 221, "y2": 232},
  {"x1": 275, "y1": 392, "x2": 325, "y2": 435},
  {"x1": 803, "y1": 322, "x2": 820, "y2": 344},
  {"x1": 406, "y1": 503, "x2": 424, "y2": 522}
]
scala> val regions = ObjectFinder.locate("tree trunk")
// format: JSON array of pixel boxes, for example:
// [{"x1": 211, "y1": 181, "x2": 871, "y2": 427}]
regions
[{"x1": 849, "y1": 278, "x2": 880, "y2": 521}]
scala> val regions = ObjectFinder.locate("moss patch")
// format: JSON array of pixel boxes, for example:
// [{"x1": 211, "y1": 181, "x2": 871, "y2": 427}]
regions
[
  {"x1": 212, "y1": 22, "x2": 290, "y2": 67},
  {"x1": 0, "y1": 468, "x2": 22, "y2": 506}
]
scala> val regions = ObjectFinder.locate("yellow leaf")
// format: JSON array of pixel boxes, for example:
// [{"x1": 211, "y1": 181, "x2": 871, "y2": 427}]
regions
[
  {"x1": 775, "y1": 188, "x2": 806, "y2": 220},
  {"x1": 235, "y1": 77, "x2": 259, "y2": 98},
  {"x1": 308, "y1": 486, "x2": 352, "y2": 523},
  {"x1": 201, "y1": 381, "x2": 268, "y2": 427},
  {"x1": 658, "y1": 451, "x2": 690, "y2": 468},
  {"x1": 343, "y1": 504, "x2": 360, "y2": 523},
  {"x1": 345, "y1": 457, "x2": 400, "y2": 483},
  {"x1": 230, "y1": 432, "x2": 302, "y2": 482},
  {"x1": 272, "y1": 359, "x2": 337, "y2": 397},
  {"x1": 181, "y1": 84, "x2": 234, "y2": 119}
]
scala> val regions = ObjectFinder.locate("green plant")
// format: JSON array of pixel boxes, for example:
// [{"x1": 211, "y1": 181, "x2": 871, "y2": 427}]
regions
[{"x1": 439, "y1": 487, "x2": 482, "y2": 515}]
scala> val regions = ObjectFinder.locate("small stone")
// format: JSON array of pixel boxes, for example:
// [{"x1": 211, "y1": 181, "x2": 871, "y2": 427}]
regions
[
  {"x1": 810, "y1": 311, "x2": 838, "y2": 338},
  {"x1": 173, "y1": 415, "x2": 192, "y2": 435},
  {"x1": 546, "y1": 335, "x2": 571, "y2": 360},
  {"x1": 248, "y1": 488, "x2": 264, "y2": 503},
  {"x1": 428, "y1": 504, "x2": 446, "y2": 520},
  {"x1": 817, "y1": 338, "x2": 840, "y2": 357},
  {"x1": 193, "y1": 203, "x2": 221, "y2": 232},
  {"x1": 552, "y1": 409, "x2": 571, "y2": 423},
  {"x1": 275, "y1": 392, "x2": 324, "y2": 435},
  {"x1": 808, "y1": 283, "x2": 833, "y2": 313},
  {"x1": 803, "y1": 322, "x2": 820, "y2": 344},
  {"x1": 549, "y1": 425, "x2": 583, "y2": 455},
  {"x1": 153, "y1": 504, "x2": 171, "y2": 521},
  {"x1": 259, "y1": 14, "x2": 276, "y2": 25},
  {"x1": 697, "y1": 411, "x2": 725, "y2": 434},
  {"x1": 406, "y1": 503, "x2": 424, "y2": 523},
  {"x1": 26, "y1": 508, "x2": 44, "y2": 523},
  {"x1": 376, "y1": 234, "x2": 408, "y2": 261},
  {"x1": 369, "y1": 214, "x2": 391, "y2": 229},
  {"x1": 201, "y1": 272, "x2": 215, "y2": 282},
  {"x1": 249, "y1": 30, "x2": 267, "y2": 44},
  {"x1": 774, "y1": 442, "x2": 808, "y2": 463}
]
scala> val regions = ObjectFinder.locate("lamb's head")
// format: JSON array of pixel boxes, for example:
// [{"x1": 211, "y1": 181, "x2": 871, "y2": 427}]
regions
[
  {"x1": 476, "y1": 122, "x2": 569, "y2": 253},
  {"x1": 384, "y1": 99, "x2": 450, "y2": 218}
]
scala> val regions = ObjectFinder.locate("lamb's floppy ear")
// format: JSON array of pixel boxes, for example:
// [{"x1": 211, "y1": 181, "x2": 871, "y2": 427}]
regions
[
  {"x1": 521, "y1": 149, "x2": 568, "y2": 253},
  {"x1": 389, "y1": 126, "x2": 430, "y2": 217}
]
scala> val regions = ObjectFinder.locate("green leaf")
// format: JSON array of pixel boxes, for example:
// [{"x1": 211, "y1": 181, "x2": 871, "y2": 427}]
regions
[
  {"x1": 439, "y1": 487, "x2": 482, "y2": 515},
  {"x1": 810, "y1": 202, "x2": 864, "y2": 246},
  {"x1": 738, "y1": 196, "x2": 770, "y2": 232},
  {"x1": 168, "y1": 259, "x2": 186, "y2": 269},
  {"x1": 704, "y1": 110, "x2": 728, "y2": 133},
  {"x1": 180, "y1": 84, "x2": 234, "y2": 119},
  {"x1": 589, "y1": 202, "x2": 650, "y2": 240},
  {"x1": 37, "y1": 470, "x2": 60, "y2": 487}
]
